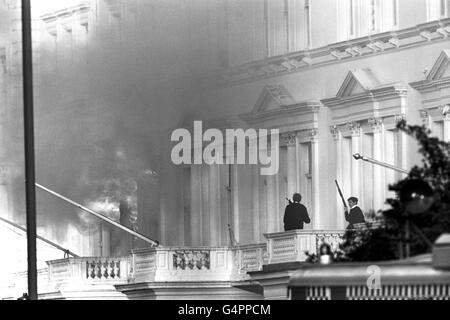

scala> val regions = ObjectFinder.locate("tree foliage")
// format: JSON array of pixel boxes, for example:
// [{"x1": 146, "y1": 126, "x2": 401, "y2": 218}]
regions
[{"x1": 338, "y1": 120, "x2": 450, "y2": 261}]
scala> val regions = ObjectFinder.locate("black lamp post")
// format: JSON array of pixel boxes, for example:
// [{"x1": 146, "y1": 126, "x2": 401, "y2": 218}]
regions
[{"x1": 21, "y1": 0, "x2": 38, "y2": 300}]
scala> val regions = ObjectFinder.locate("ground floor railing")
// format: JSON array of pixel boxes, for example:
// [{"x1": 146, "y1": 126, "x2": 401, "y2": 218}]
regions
[{"x1": 288, "y1": 255, "x2": 450, "y2": 300}]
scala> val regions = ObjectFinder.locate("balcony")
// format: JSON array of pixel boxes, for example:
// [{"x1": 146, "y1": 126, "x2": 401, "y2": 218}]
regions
[{"x1": 3, "y1": 230, "x2": 449, "y2": 300}]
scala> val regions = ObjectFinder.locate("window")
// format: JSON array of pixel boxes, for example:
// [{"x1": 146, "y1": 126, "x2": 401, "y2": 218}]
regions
[
  {"x1": 428, "y1": 0, "x2": 449, "y2": 21},
  {"x1": 338, "y1": 0, "x2": 399, "y2": 41},
  {"x1": 305, "y1": 0, "x2": 311, "y2": 48}
]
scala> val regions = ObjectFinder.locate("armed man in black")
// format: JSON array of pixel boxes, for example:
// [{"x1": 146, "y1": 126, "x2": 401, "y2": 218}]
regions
[
  {"x1": 345, "y1": 197, "x2": 365, "y2": 229},
  {"x1": 284, "y1": 193, "x2": 311, "y2": 231}
]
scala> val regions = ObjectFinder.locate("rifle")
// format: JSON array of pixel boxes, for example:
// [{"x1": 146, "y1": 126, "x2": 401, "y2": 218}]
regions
[
  {"x1": 334, "y1": 180, "x2": 348, "y2": 210},
  {"x1": 286, "y1": 197, "x2": 293, "y2": 204}
]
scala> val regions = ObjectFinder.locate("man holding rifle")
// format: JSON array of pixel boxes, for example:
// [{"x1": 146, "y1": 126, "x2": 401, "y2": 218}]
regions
[
  {"x1": 335, "y1": 180, "x2": 365, "y2": 229},
  {"x1": 345, "y1": 197, "x2": 365, "y2": 229},
  {"x1": 284, "y1": 193, "x2": 311, "y2": 231}
]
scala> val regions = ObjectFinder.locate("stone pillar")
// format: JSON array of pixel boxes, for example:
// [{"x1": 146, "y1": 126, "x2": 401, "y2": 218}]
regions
[
  {"x1": 266, "y1": 173, "x2": 278, "y2": 233},
  {"x1": 232, "y1": 164, "x2": 240, "y2": 242},
  {"x1": 420, "y1": 110, "x2": 430, "y2": 129},
  {"x1": 284, "y1": 132, "x2": 297, "y2": 198},
  {"x1": 444, "y1": 112, "x2": 450, "y2": 142},
  {"x1": 331, "y1": 126, "x2": 345, "y2": 229},
  {"x1": 100, "y1": 223, "x2": 111, "y2": 257},
  {"x1": 200, "y1": 166, "x2": 210, "y2": 246},
  {"x1": 349, "y1": 122, "x2": 361, "y2": 198},
  {"x1": 190, "y1": 165, "x2": 202, "y2": 246},
  {"x1": 395, "y1": 114, "x2": 408, "y2": 181},
  {"x1": 252, "y1": 164, "x2": 261, "y2": 242},
  {"x1": 208, "y1": 165, "x2": 220, "y2": 246},
  {"x1": 310, "y1": 129, "x2": 320, "y2": 229},
  {"x1": 370, "y1": 118, "x2": 385, "y2": 212}
]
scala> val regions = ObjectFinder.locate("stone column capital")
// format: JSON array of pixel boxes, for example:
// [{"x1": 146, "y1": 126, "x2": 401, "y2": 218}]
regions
[
  {"x1": 368, "y1": 118, "x2": 383, "y2": 133},
  {"x1": 282, "y1": 132, "x2": 297, "y2": 147},
  {"x1": 420, "y1": 109, "x2": 430, "y2": 127},
  {"x1": 441, "y1": 105, "x2": 450, "y2": 121},
  {"x1": 346, "y1": 121, "x2": 361, "y2": 137},
  {"x1": 394, "y1": 113, "x2": 406, "y2": 125},
  {"x1": 309, "y1": 129, "x2": 319, "y2": 143},
  {"x1": 330, "y1": 125, "x2": 340, "y2": 140}
]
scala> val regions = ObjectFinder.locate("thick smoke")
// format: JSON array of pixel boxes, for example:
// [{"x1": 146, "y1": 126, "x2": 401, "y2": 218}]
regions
[{"x1": 0, "y1": 0, "x2": 226, "y2": 257}]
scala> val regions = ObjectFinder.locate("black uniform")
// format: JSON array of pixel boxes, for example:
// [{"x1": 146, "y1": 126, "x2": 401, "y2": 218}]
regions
[
  {"x1": 345, "y1": 206, "x2": 365, "y2": 229},
  {"x1": 283, "y1": 202, "x2": 311, "y2": 231}
]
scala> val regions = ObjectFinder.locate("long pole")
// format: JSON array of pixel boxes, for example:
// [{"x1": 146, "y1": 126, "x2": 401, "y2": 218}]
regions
[
  {"x1": 0, "y1": 216, "x2": 79, "y2": 258},
  {"x1": 35, "y1": 183, "x2": 160, "y2": 247},
  {"x1": 21, "y1": 0, "x2": 37, "y2": 300},
  {"x1": 353, "y1": 153, "x2": 409, "y2": 174}
]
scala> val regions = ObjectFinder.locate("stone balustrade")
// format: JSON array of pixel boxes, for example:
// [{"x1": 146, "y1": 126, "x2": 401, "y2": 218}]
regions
[
  {"x1": 47, "y1": 256, "x2": 131, "y2": 286},
  {"x1": 130, "y1": 246, "x2": 250, "y2": 283},
  {"x1": 264, "y1": 230, "x2": 345, "y2": 264},
  {"x1": 235, "y1": 243, "x2": 267, "y2": 272}
]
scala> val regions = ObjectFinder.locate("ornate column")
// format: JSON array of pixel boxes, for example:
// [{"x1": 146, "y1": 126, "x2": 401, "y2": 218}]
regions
[
  {"x1": 310, "y1": 129, "x2": 320, "y2": 229},
  {"x1": 201, "y1": 165, "x2": 210, "y2": 246},
  {"x1": 252, "y1": 164, "x2": 261, "y2": 242},
  {"x1": 369, "y1": 118, "x2": 385, "y2": 211},
  {"x1": 348, "y1": 122, "x2": 361, "y2": 198},
  {"x1": 283, "y1": 132, "x2": 298, "y2": 198},
  {"x1": 443, "y1": 106, "x2": 450, "y2": 141},
  {"x1": 232, "y1": 164, "x2": 240, "y2": 242},
  {"x1": 266, "y1": 172, "x2": 278, "y2": 233},
  {"x1": 208, "y1": 165, "x2": 220, "y2": 246},
  {"x1": 420, "y1": 110, "x2": 430, "y2": 129},
  {"x1": 395, "y1": 114, "x2": 408, "y2": 179},
  {"x1": 190, "y1": 165, "x2": 202, "y2": 246},
  {"x1": 331, "y1": 126, "x2": 344, "y2": 229}
]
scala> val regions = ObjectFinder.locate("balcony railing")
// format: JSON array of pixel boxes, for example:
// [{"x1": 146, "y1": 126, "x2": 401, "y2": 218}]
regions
[
  {"x1": 289, "y1": 253, "x2": 450, "y2": 300},
  {"x1": 265, "y1": 230, "x2": 345, "y2": 264},
  {"x1": 130, "y1": 246, "x2": 254, "y2": 282},
  {"x1": 47, "y1": 256, "x2": 131, "y2": 286}
]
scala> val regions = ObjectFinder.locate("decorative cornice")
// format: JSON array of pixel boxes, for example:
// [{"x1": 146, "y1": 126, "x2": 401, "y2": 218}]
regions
[
  {"x1": 41, "y1": 3, "x2": 91, "y2": 35},
  {"x1": 211, "y1": 18, "x2": 450, "y2": 87},
  {"x1": 241, "y1": 100, "x2": 322, "y2": 125}
]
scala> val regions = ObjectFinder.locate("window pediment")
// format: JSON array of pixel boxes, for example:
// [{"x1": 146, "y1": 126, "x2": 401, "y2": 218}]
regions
[
  {"x1": 410, "y1": 50, "x2": 450, "y2": 92},
  {"x1": 322, "y1": 68, "x2": 406, "y2": 125},
  {"x1": 241, "y1": 84, "x2": 321, "y2": 132},
  {"x1": 337, "y1": 68, "x2": 381, "y2": 98},
  {"x1": 427, "y1": 49, "x2": 450, "y2": 81},
  {"x1": 251, "y1": 85, "x2": 296, "y2": 113}
]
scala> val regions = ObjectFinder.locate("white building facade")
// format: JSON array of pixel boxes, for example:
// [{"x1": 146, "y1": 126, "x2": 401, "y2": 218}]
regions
[{"x1": 1, "y1": 0, "x2": 450, "y2": 277}]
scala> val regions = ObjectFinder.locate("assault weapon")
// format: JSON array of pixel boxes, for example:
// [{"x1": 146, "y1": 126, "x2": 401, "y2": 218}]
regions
[{"x1": 334, "y1": 180, "x2": 348, "y2": 211}]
